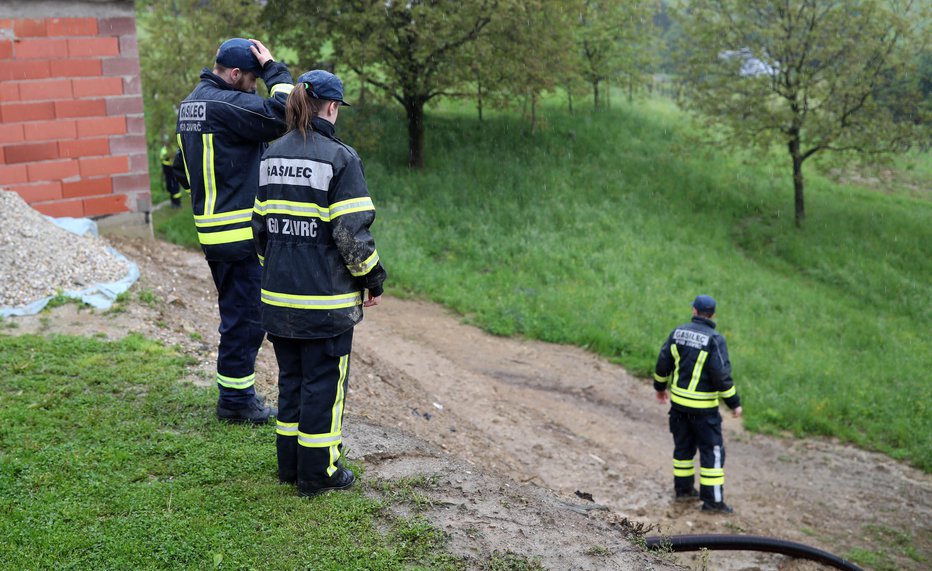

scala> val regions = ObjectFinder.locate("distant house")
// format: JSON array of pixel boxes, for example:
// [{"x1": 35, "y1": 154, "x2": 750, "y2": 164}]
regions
[
  {"x1": 719, "y1": 48, "x2": 778, "y2": 77},
  {"x1": 0, "y1": 0, "x2": 149, "y2": 232}
]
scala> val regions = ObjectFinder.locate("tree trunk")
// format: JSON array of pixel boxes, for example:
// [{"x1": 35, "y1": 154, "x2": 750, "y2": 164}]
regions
[
  {"x1": 592, "y1": 81, "x2": 600, "y2": 109},
  {"x1": 405, "y1": 99, "x2": 425, "y2": 169},
  {"x1": 476, "y1": 78, "x2": 484, "y2": 122},
  {"x1": 788, "y1": 137, "x2": 806, "y2": 227},
  {"x1": 530, "y1": 91, "x2": 538, "y2": 134},
  {"x1": 567, "y1": 82, "x2": 573, "y2": 114}
]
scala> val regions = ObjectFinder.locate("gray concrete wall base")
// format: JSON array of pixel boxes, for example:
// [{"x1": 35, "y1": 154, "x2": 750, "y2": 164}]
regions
[{"x1": 96, "y1": 211, "x2": 154, "y2": 240}]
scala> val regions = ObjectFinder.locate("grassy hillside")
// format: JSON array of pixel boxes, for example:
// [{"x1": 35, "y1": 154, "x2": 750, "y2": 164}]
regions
[
  {"x1": 363, "y1": 100, "x2": 931, "y2": 471},
  {"x1": 154, "y1": 99, "x2": 931, "y2": 471}
]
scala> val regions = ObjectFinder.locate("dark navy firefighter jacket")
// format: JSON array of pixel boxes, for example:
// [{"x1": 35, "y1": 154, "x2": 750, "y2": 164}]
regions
[
  {"x1": 252, "y1": 117, "x2": 387, "y2": 339},
  {"x1": 175, "y1": 62, "x2": 293, "y2": 261},
  {"x1": 653, "y1": 316, "x2": 741, "y2": 415}
]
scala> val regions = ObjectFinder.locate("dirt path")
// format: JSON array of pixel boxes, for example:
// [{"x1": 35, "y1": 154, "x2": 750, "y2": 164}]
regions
[
  {"x1": 352, "y1": 298, "x2": 932, "y2": 570},
  {"x1": 12, "y1": 236, "x2": 931, "y2": 571}
]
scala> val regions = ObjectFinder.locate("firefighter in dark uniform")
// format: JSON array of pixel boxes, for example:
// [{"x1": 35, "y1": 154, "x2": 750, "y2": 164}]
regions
[
  {"x1": 174, "y1": 38, "x2": 294, "y2": 424},
  {"x1": 253, "y1": 69, "x2": 386, "y2": 496},
  {"x1": 159, "y1": 143, "x2": 182, "y2": 208},
  {"x1": 654, "y1": 295, "x2": 742, "y2": 513}
]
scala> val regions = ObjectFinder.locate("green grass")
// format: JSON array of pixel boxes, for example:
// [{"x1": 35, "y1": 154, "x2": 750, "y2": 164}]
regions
[
  {"x1": 43, "y1": 291, "x2": 89, "y2": 310},
  {"x1": 846, "y1": 524, "x2": 926, "y2": 571},
  {"x1": 359, "y1": 99, "x2": 931, "y2": 471},
  {"x1": 153, "y1": 192, "x2": 199, "y2": 249},
  {"x1": 152, "y1": 97, "x2": 931, "y2": 472},
  {"x1": 0, "y1": 333, "x2": 467, "y2": 570}
]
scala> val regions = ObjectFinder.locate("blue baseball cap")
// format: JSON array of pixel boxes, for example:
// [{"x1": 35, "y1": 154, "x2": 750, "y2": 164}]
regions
[
  {"x1": 216, "y1": 38, "x2": 261, "y2": 73},
  {"x1": 297, "y1": 70, "x2": 351, "y2": 106},
  {"x1": 692, "y1": 295, "x2": 717, "y2": 313}
]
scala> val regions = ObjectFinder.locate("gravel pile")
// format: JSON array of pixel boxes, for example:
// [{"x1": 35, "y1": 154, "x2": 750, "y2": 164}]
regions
[{"x1": 0, "y1": 189, "x2": 130, "y2": 309}]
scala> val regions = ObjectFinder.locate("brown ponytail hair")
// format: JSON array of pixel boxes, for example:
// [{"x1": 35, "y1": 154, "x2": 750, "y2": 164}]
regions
[{"x1": 285, "y1": 84, "x2": 326, "y2": 137}]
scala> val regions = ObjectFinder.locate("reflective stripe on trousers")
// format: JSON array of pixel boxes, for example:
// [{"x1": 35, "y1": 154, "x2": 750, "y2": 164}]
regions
[
  {"x1": 208, "y1": 256, "x2": 263, "y2": 406},
  {"x1": 669, "y1": 409, "x2": 726, "y2": 504},
  {"x1": 270, "y1": 331, "x2": 353, "y2": 484}
]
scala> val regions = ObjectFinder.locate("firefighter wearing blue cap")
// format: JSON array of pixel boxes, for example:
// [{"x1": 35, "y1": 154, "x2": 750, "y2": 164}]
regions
[
  {"x1": 653, "y1": 295, "x2": 742, "y2": 513},
  {"x1": 174, "y1": 38, "x2": 294, "y2": 424},
  {"x1": 253, "y1": 70, "x2": 386, "y2": 496}
]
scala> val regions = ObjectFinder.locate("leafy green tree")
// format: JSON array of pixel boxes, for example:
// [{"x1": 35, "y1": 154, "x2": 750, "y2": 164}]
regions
[
  {"x1": 675, "y1": 0, "x2": 929, "y2": 227},
  {"x1": 265, "y1": 0, "x2": 496, "y2": 169},
  {"x1": 921, "y1": 52, "x2": 932, "y2": 101},
  {"x1": 136, "y1": 0, "x2": 264, "y2": 152},
  {"x1": 576, "y1": 0, "x2": 657, "y2": 109},
  {"x1": 475, "y1": 0, "x2": 578, "y2": 131}
]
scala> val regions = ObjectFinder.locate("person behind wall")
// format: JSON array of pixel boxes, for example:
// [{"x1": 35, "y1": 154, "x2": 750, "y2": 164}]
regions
[
  {"x1": 159, "y1": 142, "x2": 182, "y2": 208},
  {"x1": 653, "y1": 294, "x2": 742, "y2": 513},
  {"x1": 252, "y1": 70, "x2": 387, "y2": 496},
  {"x1": 174, "y1": 38, "x2": 294, "y2": 424}
]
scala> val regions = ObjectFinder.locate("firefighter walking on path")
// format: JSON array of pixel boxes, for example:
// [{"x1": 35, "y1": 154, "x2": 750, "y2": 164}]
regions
[
  {"x1": 653, "y1": 294, "x2": 742, "y2": 513},
  {"x1": 253, "y1": 70, "x2": 386, "y2": 496},
  {"x1": 175, "y1": 37, "x2": 294, "y2": 424}
]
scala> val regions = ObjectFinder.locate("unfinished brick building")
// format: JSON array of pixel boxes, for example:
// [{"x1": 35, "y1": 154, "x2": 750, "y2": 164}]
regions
[{"x1": 0, "y1": 0, "x2": 149, "y2": 226}]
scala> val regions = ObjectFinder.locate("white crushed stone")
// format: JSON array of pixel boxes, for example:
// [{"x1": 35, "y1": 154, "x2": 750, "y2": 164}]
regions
[{"x1": 0, "y1": 189, "x2": 130, "y2": 309}]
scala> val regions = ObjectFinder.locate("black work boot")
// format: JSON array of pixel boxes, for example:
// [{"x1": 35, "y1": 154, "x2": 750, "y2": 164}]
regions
[
  {"x1": 675, "y1": 488, "x2": 700, "y2": 501},
  {"x1": 216, "y1": 396, "x2": 276, "y2": 425},
  {"x1": 297, "y1": 467, "x2": 356, "y2": 497},
  {"x1": 701, "y1": 501, "x2": 734, "y2": 514}
]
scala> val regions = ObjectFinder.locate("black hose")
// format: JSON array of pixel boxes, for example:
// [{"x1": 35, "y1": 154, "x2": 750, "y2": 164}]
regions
[{"x1": 644, "y1": 534, "x2": 863, "y2": 571}]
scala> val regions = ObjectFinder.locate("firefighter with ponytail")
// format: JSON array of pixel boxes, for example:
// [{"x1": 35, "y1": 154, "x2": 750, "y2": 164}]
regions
[{"x1": 252, "y1": 70, "x2": 386, "y2": 496}]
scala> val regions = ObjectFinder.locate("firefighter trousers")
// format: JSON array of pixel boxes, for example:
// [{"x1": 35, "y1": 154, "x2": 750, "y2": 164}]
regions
[
  {"x1": 269, "y1": 330, "x2": 353, "y2": 485},
  {"x1": 208, "y1": 255, "x2": 264, "y2": 407},
  {"x1": 669, "y1": 408, "x2": 727, "y2": 505},
  {"x1": 161, "y1": 164, "x2": 181, "y2": 204}
]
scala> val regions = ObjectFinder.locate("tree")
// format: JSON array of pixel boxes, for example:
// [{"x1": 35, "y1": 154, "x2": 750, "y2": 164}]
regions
[
  {"x1": 576, "y1": 0, "x2": 657, "y2": 109},
  {"x1": 473, "y1": 0, "x2": 578, "y2": 131},
  {"x1": 265, "y1": 0, "x2": 496, "y2": 169},
  {"x1": 675, "y1": 0, "x2": 929, "y2": 227}
]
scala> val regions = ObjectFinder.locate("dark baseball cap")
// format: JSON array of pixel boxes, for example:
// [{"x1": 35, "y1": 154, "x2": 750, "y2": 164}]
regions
[
  {"x1": 297, "y1": 70, "x2": 351, "y2": 106},
  {"x1": 692, "y1": 295, "x2": 716, "y2": 313},
  {"x1": 216, "y1": 38, "x2": 261, "y2": 73}
]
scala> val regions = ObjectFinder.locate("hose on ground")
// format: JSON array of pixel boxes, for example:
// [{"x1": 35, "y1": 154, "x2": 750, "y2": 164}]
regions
[{"x1": 644, "y1": 534, "x2": 862, "y2": 571}]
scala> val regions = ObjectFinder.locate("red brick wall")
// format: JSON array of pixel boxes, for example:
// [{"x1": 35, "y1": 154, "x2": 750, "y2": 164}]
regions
[{"x1": 0, "y1": 16, "x2": 149, "y2": 218}]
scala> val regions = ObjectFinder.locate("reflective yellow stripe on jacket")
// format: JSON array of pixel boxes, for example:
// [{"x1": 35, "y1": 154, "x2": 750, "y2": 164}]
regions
[
  {"x1": 194, "y1": 208, "x2": 253, "y2": 245},
  {"x1": 270, "y1": 84, "x2": 294, "y2": 97},
  {"x1": 260, "y1": 289, "x2": 362, "y2": 310},
  {"x1": 253, "y1": 196, "x2": 374, "y2": 222},
  {"x1": 670, "y1": 346, "x2": 722, "y2": 409},
  {"x1": 176, "y1": 134, "x2": 190, "y2": 184},
  {"x1": 181, "y1": 133, "x2": 254, "y2": 246},
  {"x1": 202, "y1": 133, "x2": 217, "y2": 215},
  {"x1": 348, "y1": 250, "x2": 380, "y2": 277}
]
